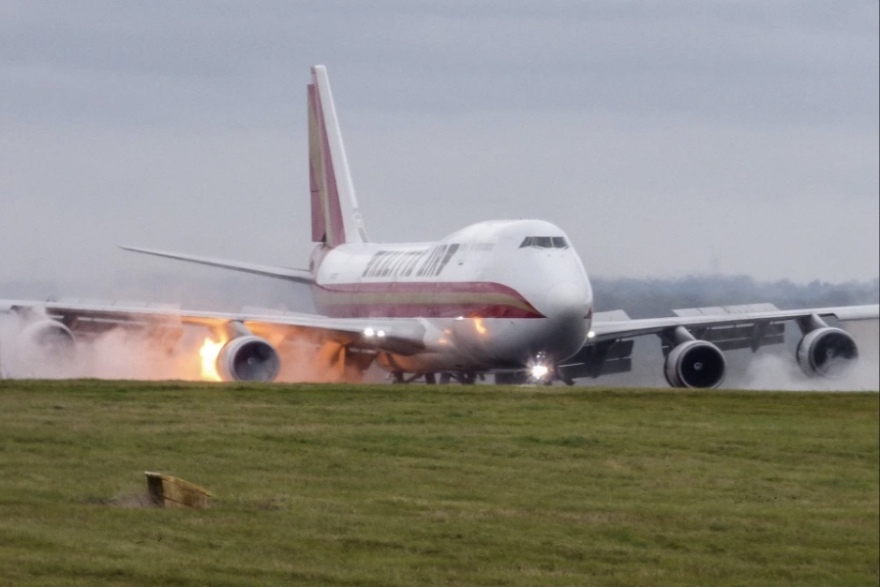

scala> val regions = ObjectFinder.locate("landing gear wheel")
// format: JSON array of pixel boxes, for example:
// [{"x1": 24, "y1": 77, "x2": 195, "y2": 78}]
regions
[{"x1": 458, "y1": 372, "x2": 477, "y2": 385}]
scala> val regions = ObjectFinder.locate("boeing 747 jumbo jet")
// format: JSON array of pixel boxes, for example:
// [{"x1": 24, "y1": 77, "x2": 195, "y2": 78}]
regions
[{"x1": 1, "y1": 66, "x2": 877, "y2": 387}]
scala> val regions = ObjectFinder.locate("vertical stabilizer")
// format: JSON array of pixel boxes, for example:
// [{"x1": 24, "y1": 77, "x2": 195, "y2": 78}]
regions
[{"x1": 308, "y1": 65, "x2": 368, "y2": 247}]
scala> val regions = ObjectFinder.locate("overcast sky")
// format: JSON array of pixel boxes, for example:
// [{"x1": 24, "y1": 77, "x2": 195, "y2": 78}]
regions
[{"x1": 1, "y1": 1, "x2": 877, "y2": 301}]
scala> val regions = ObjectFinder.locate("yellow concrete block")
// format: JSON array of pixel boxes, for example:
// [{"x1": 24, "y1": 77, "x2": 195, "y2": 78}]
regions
[{"x1": 145, "y1": 472, "x2": 213, "y2": 509}]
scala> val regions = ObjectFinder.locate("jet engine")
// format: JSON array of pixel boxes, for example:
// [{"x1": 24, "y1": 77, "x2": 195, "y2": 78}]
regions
[
  {"x1": 796, "y1": 327, "x2": 858, "y2": 378},
  {"x1": 19, "y1": 319, "x2": 76, "y2": 359},
  {"x1": 216, "y1": 335, "x2": 280, "y2": 382},
  {"x1": 664, "y1": 339, "x2": 726, "y2": 389}
]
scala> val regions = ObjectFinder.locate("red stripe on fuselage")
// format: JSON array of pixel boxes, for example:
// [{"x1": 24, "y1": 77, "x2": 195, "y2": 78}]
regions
[{"x1": 311, "y1": 281, "x2": 544, "y2": 319}]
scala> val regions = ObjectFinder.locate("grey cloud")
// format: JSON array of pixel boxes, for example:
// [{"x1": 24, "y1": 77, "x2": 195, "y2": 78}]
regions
[
  {"x1": 0, "y1": 0, "x2": 876, "y2": 291},
  {"x1": 2, "y1": 1, "x2": 876, "y2": 126}
]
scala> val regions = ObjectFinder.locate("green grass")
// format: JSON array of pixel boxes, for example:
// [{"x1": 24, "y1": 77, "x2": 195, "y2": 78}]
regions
[{"x1": 0, "y1": 380, "x2": 877, "y2": 586}]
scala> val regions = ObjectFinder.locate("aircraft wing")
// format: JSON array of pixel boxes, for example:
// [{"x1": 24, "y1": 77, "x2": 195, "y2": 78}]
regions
[
  {"x1": 119, "y1": 246, "x2": 314, "y2": 285},
  {"x1": 590, "y1": 303, "x2": 880, "y2": 342},
  {"x1": 0, "y1": 298, "x2": 427, "y2": 357},
  {"x1": 559, "y1": 302, "x2": 879, "y2": 384}
]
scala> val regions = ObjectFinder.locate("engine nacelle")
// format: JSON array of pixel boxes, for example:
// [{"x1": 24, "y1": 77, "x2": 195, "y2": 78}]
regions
[
  {"x1": 19, "y1": 319, "x2": 76, "y2": 360},
  {"x1": 664, "y1": 340, "x2": 726, "y2": 389},
  {"x1": 796, "y1": 327, "x2": 858, "y2": 378},
  {"x1": 216, "y1": 335, "x2": 280, "y2": 382}
]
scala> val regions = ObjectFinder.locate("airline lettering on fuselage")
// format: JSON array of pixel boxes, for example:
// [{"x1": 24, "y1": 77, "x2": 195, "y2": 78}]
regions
[
  {"x1": 362, "y1": 250, "x2": 426, "y2": 278},
  {"x1": 362, "y1": 244, "x2": 461, "y2": 279}
]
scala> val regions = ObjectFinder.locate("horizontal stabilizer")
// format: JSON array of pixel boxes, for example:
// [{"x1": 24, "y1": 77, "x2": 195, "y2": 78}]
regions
[{"x1": 120, "y1": 246, "x2": 314, "y2": 285}]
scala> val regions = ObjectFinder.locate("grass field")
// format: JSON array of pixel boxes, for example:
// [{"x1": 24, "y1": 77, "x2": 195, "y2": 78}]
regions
[{"x1": 0, "y1": 380, "x2": 877, "y2": 586}]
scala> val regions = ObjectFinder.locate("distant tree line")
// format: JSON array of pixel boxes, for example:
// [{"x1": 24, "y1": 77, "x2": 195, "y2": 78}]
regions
[{"x1": 591, "y1": 275, "x2": 880, "y2": 319}]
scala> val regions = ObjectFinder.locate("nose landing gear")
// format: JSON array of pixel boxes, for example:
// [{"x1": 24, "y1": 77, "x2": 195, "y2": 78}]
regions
[
  {"x1": 527, "y1": 352, "x2": 556, "y2": 385},
  {"x1": 494, "y1": 354, "x2": 566, "y2": 385}
]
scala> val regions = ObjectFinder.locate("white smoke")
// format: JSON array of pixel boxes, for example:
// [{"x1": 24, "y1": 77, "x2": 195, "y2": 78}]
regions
[
  {"x1": 1, "y1": 312, "x2": 875, "y2": 389},
  {"x1": 0, "y1": 313, "x2": 381, "y2": 384},
  {"x1": 728, "y1": 349, "x2": 878, "y2": 391},
  {"x1": 0, "y1": 313, "x2": 201, "y2": 381},
  {"x1": 726, "y1": 320, "x2": 879, "y2": 391}
]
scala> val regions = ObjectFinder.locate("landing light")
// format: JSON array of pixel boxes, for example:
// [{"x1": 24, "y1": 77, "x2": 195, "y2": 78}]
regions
[
  {"x1": 530, "y1": 363, "x2": 550, "y2": 380},
  {"x1": 587, "y1": 331, "x2": 595, "y2": 339},
  {"x1": 363, "y1": 327, "x2": 386, "y2": 339},
  {"x1": 528, "y1": 352, "x2": 554, "y2": 383}
]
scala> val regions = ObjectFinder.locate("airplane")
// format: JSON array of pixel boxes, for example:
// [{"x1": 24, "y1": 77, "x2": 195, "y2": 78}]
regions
[{"x1": 1, "y1": 65, "x2": 877, "y2": 387}]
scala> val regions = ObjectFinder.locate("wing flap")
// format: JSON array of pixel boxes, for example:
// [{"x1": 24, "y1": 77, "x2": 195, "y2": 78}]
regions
[{"x1": 673, "y1": 303, "x2": 780, "y2": 317}]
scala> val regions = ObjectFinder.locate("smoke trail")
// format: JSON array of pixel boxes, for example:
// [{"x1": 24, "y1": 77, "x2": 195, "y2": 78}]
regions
[
  {"x1": 729, "y1": 350, "x2": 878, "y2": 391},
  {"x1": 0, "y1": 313, "x2": 378, "y2": 384},
  {"x1": 0, "y1": 313, "x2": 202, "y2": 380},
  {"x1": 728, "y1": 320, "x2": 879, "y2": 391},
  {"x1": 2, "y1": 313, "x2": 874, "y2": 389}
]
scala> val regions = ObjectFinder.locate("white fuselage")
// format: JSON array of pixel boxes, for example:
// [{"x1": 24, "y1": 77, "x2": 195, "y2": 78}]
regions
[{"x1": 309, "y1": 219, "x2": 593, "y2": 373}]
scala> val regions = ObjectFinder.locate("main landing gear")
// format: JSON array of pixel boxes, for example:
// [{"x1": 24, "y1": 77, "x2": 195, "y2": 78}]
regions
[
  {"x1": 439, "y1": 372, "x2": 479, "y2": 385},
  {"x1": 391, "y1": 371, "x2": 481, "y2": 385}
]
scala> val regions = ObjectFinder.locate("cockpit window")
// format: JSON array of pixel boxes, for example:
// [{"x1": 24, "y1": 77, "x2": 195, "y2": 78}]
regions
[{"x1": 520, "y1": 236, "x2": 569, "y2": 249}]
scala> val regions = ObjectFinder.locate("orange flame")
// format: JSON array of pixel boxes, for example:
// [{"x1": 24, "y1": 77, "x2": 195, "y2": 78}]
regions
[
  {"x1": 198, "y1": 337, "x2": 225, "y2": 381},
  {"x1": 474, "y1": 318, "x2": 487, "y2": 336}
]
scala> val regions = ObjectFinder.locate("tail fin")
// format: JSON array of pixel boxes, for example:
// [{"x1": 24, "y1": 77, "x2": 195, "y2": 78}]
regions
[{"x1": 308, "y1": 65, "x2": 368, "y2": 247}]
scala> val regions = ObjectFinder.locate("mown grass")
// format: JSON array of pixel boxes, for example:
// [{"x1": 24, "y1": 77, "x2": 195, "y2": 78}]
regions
[{"x1": 0, "y1": 380, "x2": 877, "y2": 586}]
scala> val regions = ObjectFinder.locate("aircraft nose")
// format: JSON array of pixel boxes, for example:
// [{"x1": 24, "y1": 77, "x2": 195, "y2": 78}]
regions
[
  {"x1": 541, "y1": 281, "x2": 590, "y2": 359},
  {"x1": 543, "y1": 281, "x2": 590, "y2": 321}
]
